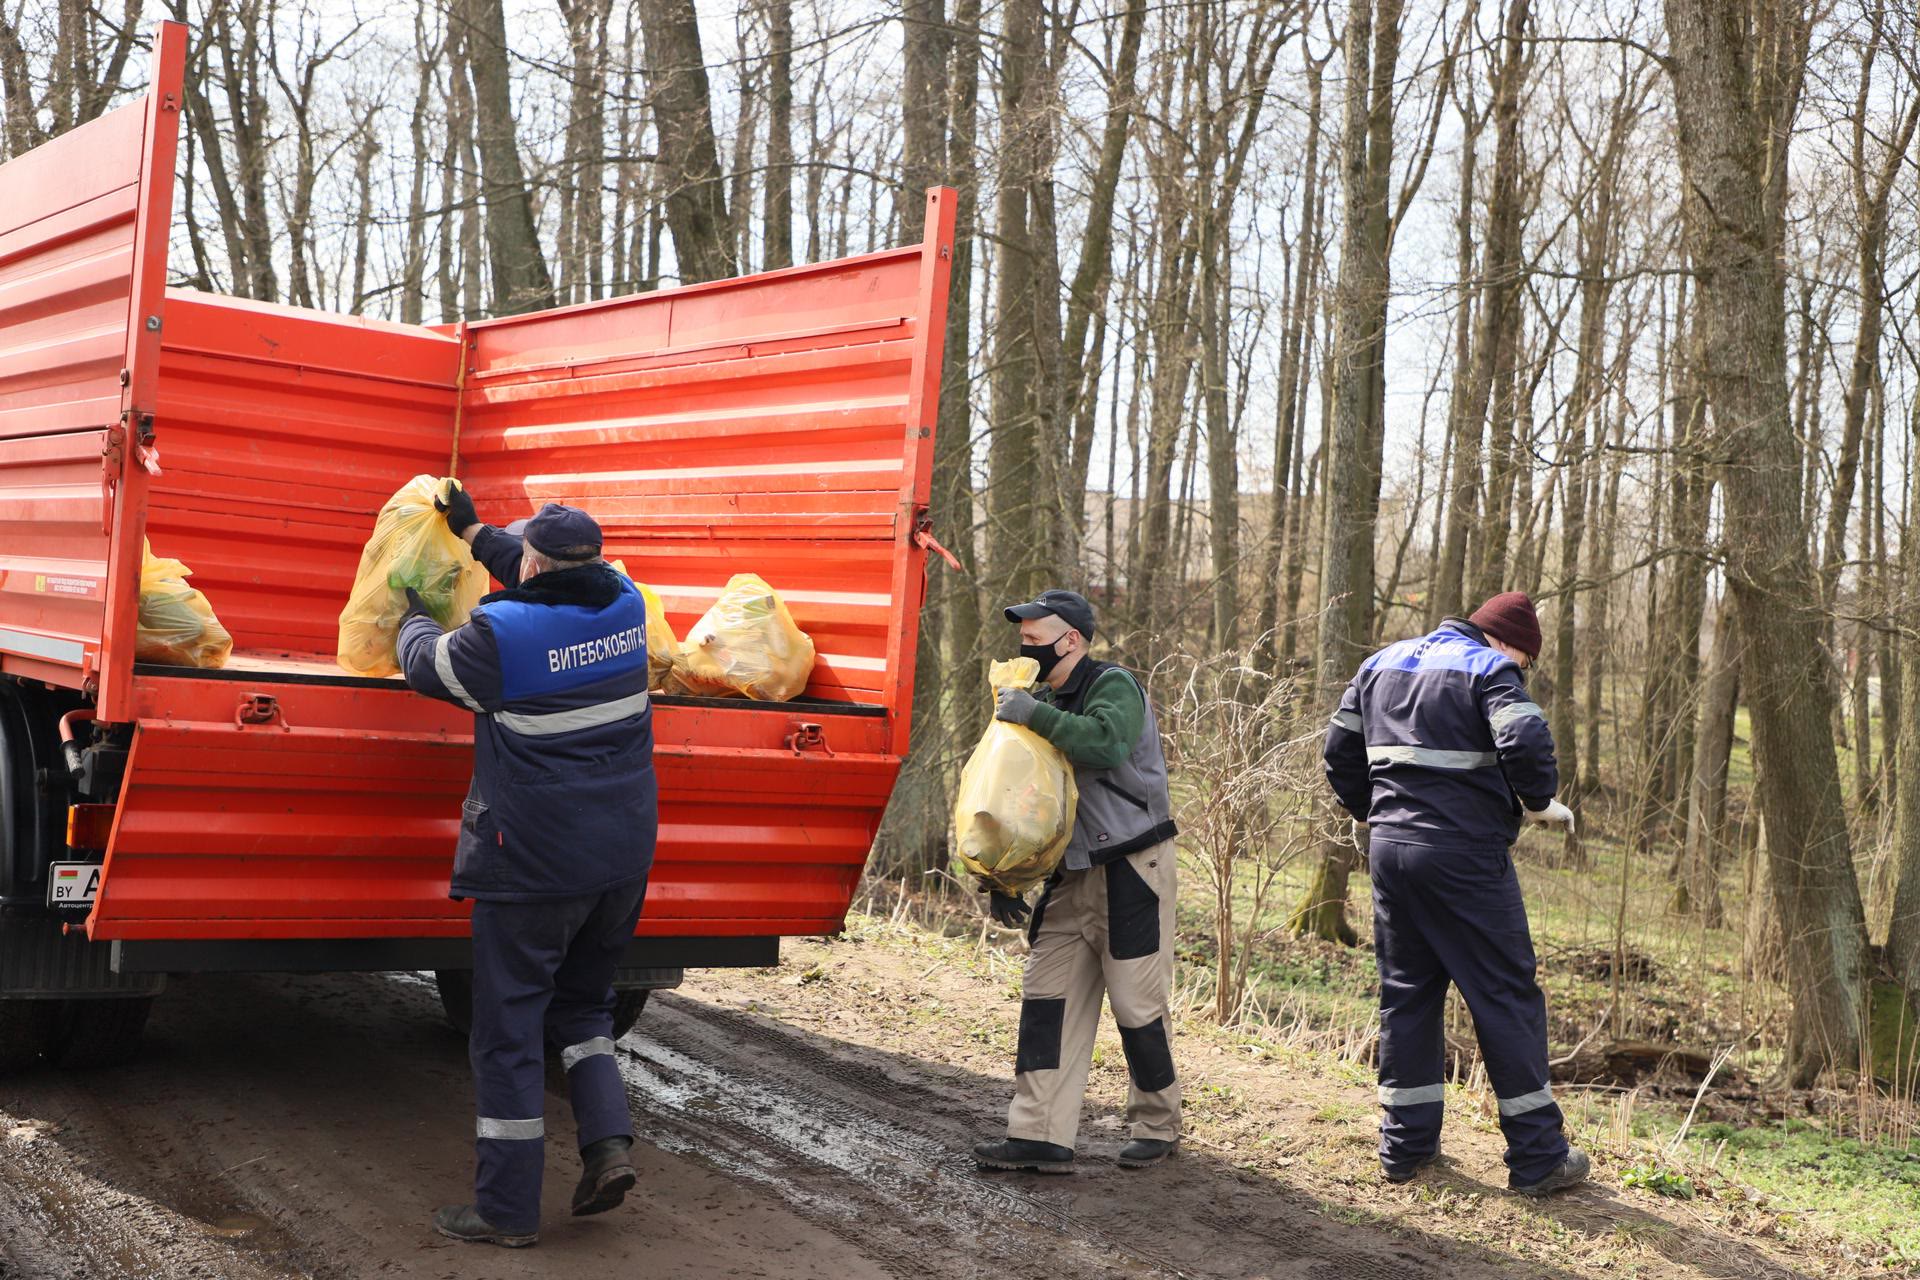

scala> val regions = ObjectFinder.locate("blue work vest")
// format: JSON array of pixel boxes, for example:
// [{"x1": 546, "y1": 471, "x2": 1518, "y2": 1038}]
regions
[{"x1": 454, "y1": 577, "x2": 658, "y2": 902}]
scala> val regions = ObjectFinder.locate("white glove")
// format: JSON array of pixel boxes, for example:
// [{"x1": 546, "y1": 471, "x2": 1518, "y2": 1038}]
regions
[
  {"x1": 1525, "y1": 799, "x2": 1575, "y2": 832},
  {"x1": 1350, "y1": 819, "x2": 1368, "y2": 855}
]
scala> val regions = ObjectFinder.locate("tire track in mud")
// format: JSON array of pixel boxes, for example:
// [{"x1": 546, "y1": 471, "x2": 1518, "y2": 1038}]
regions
[
  {"x1": 1, "y1": 971, "x2": 1509, "y2": 1280},
  {"x1": 0, "y1": 1114, "x2": 285, "y2": 1280},
  {"x1": 619, "y1": 992, "x2": 1458, "y2": 1280}
]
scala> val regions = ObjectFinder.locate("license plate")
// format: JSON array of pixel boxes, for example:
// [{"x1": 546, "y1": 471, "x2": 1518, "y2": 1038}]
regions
[{"x1": 47, "y1": 862, "x2": 102, "y2": 906}]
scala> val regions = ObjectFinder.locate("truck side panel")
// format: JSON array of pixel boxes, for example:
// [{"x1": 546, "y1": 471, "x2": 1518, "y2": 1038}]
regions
[
  {"x1": 0, "y1": 22, "x2": 184, "y2": 705},
  {"x1": 147, "y1": 292, "x2": 460, "y2": 654},
  {"x1": 457, "y1": 229, "x2": 949, "y2": 713}
]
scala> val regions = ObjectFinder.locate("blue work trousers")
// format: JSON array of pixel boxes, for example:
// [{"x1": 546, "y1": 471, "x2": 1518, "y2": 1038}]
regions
[
  {"x1": 469, "y1": 878, "x2": 647, "y2": 1233},
  {"x1": 1370, "y1": 839, "x2": 1567, "y2": 1186}
]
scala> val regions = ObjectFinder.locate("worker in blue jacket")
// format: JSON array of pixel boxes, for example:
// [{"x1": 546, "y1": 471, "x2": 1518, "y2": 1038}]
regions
[
  {"x1": 1323, "y1": 592, "x2": 1587, "y2": 1196},
  {"x1": 397, "y1": 488, "x2": 657, "y2": 1247}
]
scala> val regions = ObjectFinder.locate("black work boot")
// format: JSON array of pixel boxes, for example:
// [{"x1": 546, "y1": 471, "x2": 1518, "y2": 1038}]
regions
[
  {"x1": 432, "y1": 1204, "x2": 538, "y2": 1248},
  {"x1": 573, "y1": 1135, "x2": 638, "y2": 1216},
  {"x1": 972, "y1": 1137, "x2": 1074, "y2": 1174},
  {"x1": 1382, "y1": 1138, "x2": 1442, "y2": 1185},
  {"x1": 1511, "y1": 1147, "x2": 1591, "y2": 1197},
  {"x1": 1117, "y1": 1137, "x2": 1178, "y2": 1168}
]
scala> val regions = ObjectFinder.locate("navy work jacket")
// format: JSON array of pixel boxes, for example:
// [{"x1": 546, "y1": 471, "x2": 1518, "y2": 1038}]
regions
[
  {"x1": 399, "y1": 524, "x2": 658, "y2": 901},
  {"x1": 1323, "y1": 618, "x2": 1557, "y2": 850}
]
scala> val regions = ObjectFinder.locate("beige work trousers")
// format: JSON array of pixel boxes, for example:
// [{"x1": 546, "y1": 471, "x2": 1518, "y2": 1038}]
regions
[{"x1": 1006, "y1": 839, "x2": 1181, "y2": 1149}]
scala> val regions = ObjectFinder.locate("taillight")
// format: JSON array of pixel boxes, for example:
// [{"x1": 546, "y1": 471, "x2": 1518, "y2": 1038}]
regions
[{"x1": 66, "y1": 803, "x2": 116, "y2": 851}]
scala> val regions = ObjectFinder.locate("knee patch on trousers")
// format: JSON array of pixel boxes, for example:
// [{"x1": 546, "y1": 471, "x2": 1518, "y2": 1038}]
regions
[
  {"x1": 1116, "y1": 1016, "x2": 1175, "y2": 1092},
  {"x1": 1015, "y1": 998, "x2": 1066, "y2": 1073},
  {"x1": 1105, "y1": 858, "x2": 1160, "y2": 960}
]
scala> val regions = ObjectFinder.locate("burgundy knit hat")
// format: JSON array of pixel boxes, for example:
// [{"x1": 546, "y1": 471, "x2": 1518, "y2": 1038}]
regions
[{"x1": 1469, "y1": 591, "x2": 1542, "y2": 659}]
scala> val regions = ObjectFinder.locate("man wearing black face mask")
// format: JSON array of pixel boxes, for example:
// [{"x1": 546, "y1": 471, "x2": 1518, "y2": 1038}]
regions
[{"x1": 971, "y1": 590, "x2": 1182, "y2": 1174}]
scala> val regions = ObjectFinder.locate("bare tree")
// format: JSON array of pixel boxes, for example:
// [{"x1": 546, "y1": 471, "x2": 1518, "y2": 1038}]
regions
[
  {"x1": 638, "y1": 0, "x2": 735, "y2": 282},
  {"x1": 1664, "y1": 0, "x2": 1868, "y2": 1085},
  {"x1": 460, "y1": 0, "x2": 553, "y2": 313}
]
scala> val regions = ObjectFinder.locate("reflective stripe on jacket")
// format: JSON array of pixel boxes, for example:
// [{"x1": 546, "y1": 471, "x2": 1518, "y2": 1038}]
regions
[
  {"x1": 1322, "y1": 618, "x2": 1556, "y2": 850},
  {"x1": 399, "y1": 525, "x2": 658, "y2": 901}
]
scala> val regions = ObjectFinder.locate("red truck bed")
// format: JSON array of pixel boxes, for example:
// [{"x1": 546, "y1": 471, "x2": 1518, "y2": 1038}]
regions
[{"x1": 0, "y1": 21, "x2": 954, "y2": 964}]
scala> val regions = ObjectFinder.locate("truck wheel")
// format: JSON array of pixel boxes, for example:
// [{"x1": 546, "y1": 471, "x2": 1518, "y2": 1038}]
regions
[
  {"x1": 52, "y1": 996, "x2": 153, "y2": 1069},
  {"x1": 433, "y1": 970, "x2": 650, "y2": 1040},
  {"x1": 0, "y1": 1000, "x2": 59, "y2": 1073},
  {"x1": 433, "y1": 967, "x2": 475, "y2": 1037},
  {"x1": 609, "y1": 990, "x2": 649, "y2": 1038}
]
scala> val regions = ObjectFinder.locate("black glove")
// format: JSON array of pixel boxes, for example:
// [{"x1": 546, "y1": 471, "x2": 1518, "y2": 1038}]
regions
[
  {"x1": 435, "y1": 481, "x2": 479, "y2": 536},
  {"x1": 987, "y1": 889, "x2": 1030, "y2": 929},
  {"x1": 402, "y1": 586, "x2": 434, "y2": 624}
]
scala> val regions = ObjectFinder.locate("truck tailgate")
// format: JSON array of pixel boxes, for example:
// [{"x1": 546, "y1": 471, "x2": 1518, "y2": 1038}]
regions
[{"x1": 87, "y1": 667, "x2": 891, "y2": 941}]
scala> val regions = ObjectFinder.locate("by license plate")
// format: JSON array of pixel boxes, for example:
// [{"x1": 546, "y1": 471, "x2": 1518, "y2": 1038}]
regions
[{"x1": 47, "y1": 862, "x2": 101, "y2": 907}]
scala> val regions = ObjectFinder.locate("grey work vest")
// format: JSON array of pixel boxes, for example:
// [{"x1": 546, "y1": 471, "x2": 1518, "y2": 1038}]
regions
[{"x1": 1051, "y1": 661, "x2": 1179, "y2": 869}]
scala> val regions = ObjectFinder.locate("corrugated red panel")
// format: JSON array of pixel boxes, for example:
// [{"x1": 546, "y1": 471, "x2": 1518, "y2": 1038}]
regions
[
  {"x1": 0, "y1": 107, "x2": 143, "y2": 443},
  {"x1": 88, "y1": 672, "x2": 894, "y2": 940},
  {"x1": 0, "y1": 21, "x2": 185, "y2": 706},
  {"x1": 457, "y1": 243, "x2": 941, "y2": 713},
  {"x1": 144, "y1": 291, "x2": 459, "y2": 653},
  {"x1": 0, "y1": 98, "x2": 146, "y2": 683}
]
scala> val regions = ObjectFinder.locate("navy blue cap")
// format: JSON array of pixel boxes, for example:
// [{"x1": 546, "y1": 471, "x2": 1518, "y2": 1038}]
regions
[
  {"x1": 523, "y1": 502, "x2": 603, "y2": 558},
  {"x1": 1004, "y1": 588, "x2": 1096, "y2": 642}
]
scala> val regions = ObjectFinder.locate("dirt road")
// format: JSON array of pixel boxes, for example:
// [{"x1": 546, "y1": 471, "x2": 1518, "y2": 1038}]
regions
[{"x1": 0, "y1": 955, "x2": 1816, "y2": 1280}]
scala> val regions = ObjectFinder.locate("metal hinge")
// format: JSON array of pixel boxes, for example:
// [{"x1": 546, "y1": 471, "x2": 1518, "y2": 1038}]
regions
[
  {"x1": 786, "y1": 722, "x2": 833, "y2": 757},
  {"x1": 235, "y1": 693, "x2": 292, "y2": 731}
]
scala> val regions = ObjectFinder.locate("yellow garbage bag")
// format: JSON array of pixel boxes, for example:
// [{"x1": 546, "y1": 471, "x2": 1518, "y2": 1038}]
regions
[
  {"x1": 666, "y1": 573, "x2": 815, "y2": 701},
  {"x1": 135, "y1": 541, "x2": 232, "y2": 669},
  {"x1": 336, "y1": 475, "x2": 487, "y2": 677},
  {"x1": 952, "y1": 658, "x2": 1078, "y2": 895},
  {"x1": 608, "y1": 560, "x2": 679, "y2": 692}
]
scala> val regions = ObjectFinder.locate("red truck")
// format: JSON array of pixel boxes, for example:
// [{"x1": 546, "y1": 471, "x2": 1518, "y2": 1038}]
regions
[{"x1": 0, "y1": 21, "x2": 954, "y2": 1068}]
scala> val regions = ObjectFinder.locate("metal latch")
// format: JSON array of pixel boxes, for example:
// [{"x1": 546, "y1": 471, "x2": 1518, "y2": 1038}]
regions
[
  {"x1": 786, "y1": 722, "x2": 833, "y2": 757},
  {"x1": 235, "y1": 693, "x2": 292, "y2": 731},
  {"x1": 912, "y1": 509, "x2": 963, "y2": 572}
]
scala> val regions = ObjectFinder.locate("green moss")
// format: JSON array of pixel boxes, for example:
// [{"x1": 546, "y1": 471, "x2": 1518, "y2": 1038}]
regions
[{"x1": 1870, "y1": 979, "x2": 1920, "y2": 1088}]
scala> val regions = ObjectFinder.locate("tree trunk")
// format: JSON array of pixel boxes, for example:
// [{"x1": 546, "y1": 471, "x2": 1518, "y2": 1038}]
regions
[
  {"x1": 984, "y1": 0, "x2": 1048, "y2": 609},
  {"x1": 1290, "y1": 0, "x2": 1403, "y2": 946},
  {"x1": 463, "y1": 0, "x2": 554, "y2": 313},
  {"x1": 1256, "y1": 57, "x2": 1326, "y2": 671},
  {"x1": 875, "y1": 0, "x2": 956, "y2": 879},
  {"x1": 1677, "y1": 600, "x2": 1739, "y2": 926},
  {"x1": 638, "y1": 0, "x2": 735, "y2": 283},
  {"x1": 1884, "y1": 371, "x2": 1920, "y2": 1014},
  {"x1": 1453, "y1": 0, "x2": 1532, "y2": 611},
  {"x1": 762, "y1": 0, "x2": 794, "y2": 269},
  {"x1": 1664, "y1": 0, "x2": 1866, "y2": 1085},
  {"x1": 1062, "y1": 1, "x2": 1147, "y2": 511}
]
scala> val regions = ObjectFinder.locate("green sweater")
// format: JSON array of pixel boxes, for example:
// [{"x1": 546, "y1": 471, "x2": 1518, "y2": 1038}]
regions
[{"x1": 1027, "y1": 667, "x2": 1146, "y2": 769}]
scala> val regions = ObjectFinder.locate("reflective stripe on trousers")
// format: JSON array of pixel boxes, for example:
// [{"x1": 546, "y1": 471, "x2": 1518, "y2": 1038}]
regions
[
  {"x1": 562, "y1": 1036, "x2": 617, "y2": 1071},
  {"x1": 477, "y1": 1116, "x2": 544, "y2": 1140}
]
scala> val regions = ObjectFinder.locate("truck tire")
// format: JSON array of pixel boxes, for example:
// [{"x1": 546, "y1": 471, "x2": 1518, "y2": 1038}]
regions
[
  {"x1": 0, "y1": 1000, "x2": 59, "y2": 1073},
  {"x1": 52, "y1": 996, "x2": 154, "y2": 1069},
  {"x1": 433, "y1": 969, "x2": 650, "y2": 1041}
]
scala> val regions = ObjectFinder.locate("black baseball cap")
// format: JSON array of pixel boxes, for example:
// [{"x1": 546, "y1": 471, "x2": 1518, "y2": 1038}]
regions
[
  {"x1": 1004, "y1": 589, "x2": 1096, "y2": 642},
  {"x1": 522, "y1": 502, "x2": 603, "y2": 559}
]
